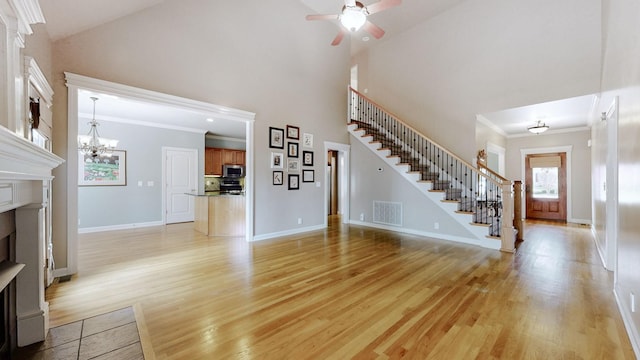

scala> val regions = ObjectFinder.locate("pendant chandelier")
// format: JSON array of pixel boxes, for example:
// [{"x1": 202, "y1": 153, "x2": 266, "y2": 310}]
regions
[{"x1": 78, "y1": 97, "x2": 118, "y2": 157}]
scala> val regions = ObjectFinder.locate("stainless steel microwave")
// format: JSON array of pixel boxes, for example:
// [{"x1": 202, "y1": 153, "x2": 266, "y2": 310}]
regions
[{"x1": 223, "y1": 164, "x2": 245, "y2": 178}]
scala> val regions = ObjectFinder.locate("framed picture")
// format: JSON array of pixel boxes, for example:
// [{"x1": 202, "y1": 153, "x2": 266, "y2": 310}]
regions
[
  {"x1": 288, "y1": 142, "x2": 299, "y2": 157},
  {"x1": 287, "y1": 158, "x2": 300, "y2": 172},
  {"x1": 303, "y1": 151, "x2": 314, "y2": 166},
  {"x1": 302, "y1": 133, "x2": 313, "y2": 148},
  {"x1": 78, "y1": 150, "x2": 127, "y2": 186},
  {"x1": 302, "y1": 169, "x2": 314, "y2": 183},
  {"x1": 273, "y1": 171, "x2": 283, "y2": 185},
  {"x1": 288, "y1": 174, "x2": 299, "y2": 190},
  {"x1": 271, "y1": 152, "x2": 284, "y2": 169},
  {"x1": 269, "y1": 127, "x2": 284, "y2": 149},
  {"x1": 287, "y1": 125, "x2": 300, "y2": 140}
]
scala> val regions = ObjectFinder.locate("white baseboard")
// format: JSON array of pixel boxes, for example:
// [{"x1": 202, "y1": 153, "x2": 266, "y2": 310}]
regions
[
  {"x1": 614, "y1": 285, "x2": 640, "y2": 358},
  {"x1": 568, "y1": 218, "x2": 592, "y2": 225},
  {"x1": 348, "y1": 220, "x2": 501, "y2": 250},
  {"x1": 52, "y1": 267, "x2": 72, "y2": 278},
  {"x1": 78, "y1": 220, "x2": 165, "y2": 234},
  {"x1": 252, "y1": 224, "x2": 326, "y2": 242}
]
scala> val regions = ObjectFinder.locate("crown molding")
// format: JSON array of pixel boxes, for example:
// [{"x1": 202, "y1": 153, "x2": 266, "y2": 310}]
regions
[
  {"x1": 8, "y1": 0, "x2": 45, "y2": 35},
  {"x1": 65, "y1": 72, "x2": 256, "y2": 123}
]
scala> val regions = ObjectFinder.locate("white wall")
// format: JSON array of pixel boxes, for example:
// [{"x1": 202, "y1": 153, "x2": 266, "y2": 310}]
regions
[
  {"x1": 78, "y1": 121, "x2": 204, "y2": 229},
  {"x1": 599, "y1": 0, "x2": 640, "y2": 355},
  {"x1": 50, "y1": 0, "x2": 351, "y2": 268},
  {"x1": 505, "y1": 130, "x2": 592, "y2": 223},
  {"x1": 353, "y1": 0, "x2": 601, "y2": 163},
  {"x1": 349, "y1": 136, "x2": 476, "y2": 239}
]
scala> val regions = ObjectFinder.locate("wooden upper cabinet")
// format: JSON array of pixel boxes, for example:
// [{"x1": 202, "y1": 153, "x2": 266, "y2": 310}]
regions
[
  {"x1": 205, "y1": 148, "x2": 245, "y2": 175},
  {"x1": 205, "y1": 148, "x2": 223, "y2": 175}
]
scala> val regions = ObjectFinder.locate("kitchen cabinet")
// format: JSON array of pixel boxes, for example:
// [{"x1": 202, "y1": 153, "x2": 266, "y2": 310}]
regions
[
  {"x1": 205, "y1": 148, "x2": 245, "y2": 175},
  {"x1": 205, "y1": 148, "x2": 223, "y2": 175}
]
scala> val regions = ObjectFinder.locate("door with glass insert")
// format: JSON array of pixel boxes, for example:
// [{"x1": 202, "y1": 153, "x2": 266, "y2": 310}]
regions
[{"x1": 525, "y1": 153, "x2": 567, "y2": 221}]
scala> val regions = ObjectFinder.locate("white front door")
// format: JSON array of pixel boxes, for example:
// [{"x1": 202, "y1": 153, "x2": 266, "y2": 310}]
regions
[{"x1": 164, "y1": 147, "x2": 197, "y2": 224}]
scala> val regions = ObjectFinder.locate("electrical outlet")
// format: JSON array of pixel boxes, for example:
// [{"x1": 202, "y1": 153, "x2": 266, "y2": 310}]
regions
[
  {"x1": 434, "y1": 222, "x2": 439, "y2": 230},
  {"x1": 298, "y1": 218, "x2": 302, "y2": 225},
  {"x1": 360, "y1": 213, "x2": 364, "y2": 221}
]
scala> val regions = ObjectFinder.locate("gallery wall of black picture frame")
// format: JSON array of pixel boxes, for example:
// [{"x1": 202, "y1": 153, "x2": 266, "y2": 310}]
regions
[
  {"x1": 269, "y1": 127, "x2": 284, "y2": 149},
  {"x1": 302, "y1": 151, "x2": 313, "y2": 166},
  {"x1": 270, "y1": 125, "x2": 314, "y2": 190},
  {"x1": 288, "y1": 174, "x2": 299, "y2": 190}
]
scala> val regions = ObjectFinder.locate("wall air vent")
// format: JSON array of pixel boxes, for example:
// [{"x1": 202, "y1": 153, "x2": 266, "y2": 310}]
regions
[{"x1": 373, "y1": 201, "x2": 403, "y2": 227}]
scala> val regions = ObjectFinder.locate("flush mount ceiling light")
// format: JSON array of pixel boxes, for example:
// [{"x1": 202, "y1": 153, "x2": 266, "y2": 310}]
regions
[
  {"x1": 528, "y1": 120, "x2": 549, "y2": 134},
  {"x1": 78, "y1": 97, "x2": 119, "y2": 157}
]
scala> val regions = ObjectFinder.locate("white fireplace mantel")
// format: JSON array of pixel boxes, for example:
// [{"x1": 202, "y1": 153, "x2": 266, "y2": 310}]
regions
[{"x1": 0, "y1": 124, "x2": 63, "y2": 346}]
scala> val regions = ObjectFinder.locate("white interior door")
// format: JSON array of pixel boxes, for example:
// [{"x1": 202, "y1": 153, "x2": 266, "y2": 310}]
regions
[{"x1": 164, "y1": 147, "x2": 197, "y2": 224}]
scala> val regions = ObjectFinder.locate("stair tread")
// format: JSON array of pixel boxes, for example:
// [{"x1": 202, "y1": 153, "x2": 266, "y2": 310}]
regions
[{"x1": 470, "y1": 222, "x2": 491, "y2": 227}]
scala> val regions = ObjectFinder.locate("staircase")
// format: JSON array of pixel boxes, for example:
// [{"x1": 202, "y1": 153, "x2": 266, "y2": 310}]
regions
[{"x1": 347, "y1": 87, "x2": 516, "y2": 252}]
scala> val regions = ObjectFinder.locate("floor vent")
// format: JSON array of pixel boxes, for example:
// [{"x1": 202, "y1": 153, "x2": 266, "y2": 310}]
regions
[{"x1": 373, "y1": 201, "x2": 403, "y2": 227}]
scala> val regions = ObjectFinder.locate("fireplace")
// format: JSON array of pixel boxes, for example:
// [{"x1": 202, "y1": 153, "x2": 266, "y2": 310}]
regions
[
  {"x1": 0, "y1": 210, "x2": 17, "y2": 358},
  {"x1": 0, "y1": 126, "x2": 64, "y2": 352}
]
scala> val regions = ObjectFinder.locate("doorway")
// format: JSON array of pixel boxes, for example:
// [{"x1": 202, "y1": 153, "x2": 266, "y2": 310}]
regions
[
  {"x1": 324, "y1": 142, "x2": 350, "y2": 226},
  {"x1": 525, "y1": 152, "x2": 567, "y2": 221}
]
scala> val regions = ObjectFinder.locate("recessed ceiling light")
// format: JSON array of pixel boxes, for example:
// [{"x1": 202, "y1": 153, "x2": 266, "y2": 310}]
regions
[
  {"x1": 206, "y1": 118, "x2": 214, "y2": 122},
  {"x1": 362, "y1": 36, "x2": 370, "y2": 42}
]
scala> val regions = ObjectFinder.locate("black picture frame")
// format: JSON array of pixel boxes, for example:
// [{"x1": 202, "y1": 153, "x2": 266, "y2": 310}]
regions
[
  {"x1": 302, "y1": 151, "x2": 314, "y2": 166},
  {"x1": 302, "y1": 169, "x2": 314, "y2": 183},
  {"x1": 273, "y1": 171, "x2": 283, "y2": 185},
  {"x1": 288, "y1": 142, "x2": 299, "y2": 157},
  {"x1": 288, "y1": 174, "x2": 299, "y2": 190},
  {"x1": 286, "y1": 125, "x2": 300, "y2": 140},
  {"x1": 269, "y1": 127, "x2": 284, "y2": 149}
]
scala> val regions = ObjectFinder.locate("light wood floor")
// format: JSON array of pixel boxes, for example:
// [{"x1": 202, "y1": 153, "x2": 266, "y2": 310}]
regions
[{"x1": 45, "y1": 218, "x2": 635, "y2": 359}]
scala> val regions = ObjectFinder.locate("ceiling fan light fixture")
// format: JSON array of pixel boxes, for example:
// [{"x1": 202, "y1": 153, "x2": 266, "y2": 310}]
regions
[
  {"x1": 340, "y1": 6, "x2": 367, "y2": 32},
  {"x1": 528, "y1": 120, "x2": 549, "y2": 134}
]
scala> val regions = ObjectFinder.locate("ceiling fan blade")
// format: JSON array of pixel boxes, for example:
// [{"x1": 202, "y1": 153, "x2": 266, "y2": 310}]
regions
[
  {"x1": 331, "y1": 29, "x2": 348, "y2": 46},
  {"x1": 366, "y1": 0, "x2": 402, "y2": 15},
  {"x1": 363, "y1": 20, "x2": 385, "y2": 39},
  {"x1": 306, "y1": 14, "x2": 339, "y2": 21}
]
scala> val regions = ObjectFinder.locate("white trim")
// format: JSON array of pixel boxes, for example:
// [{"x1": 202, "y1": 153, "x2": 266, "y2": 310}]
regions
[
  {"x1": 520, "y1": 145, "x2": 573, "y2": 221},
  {"x1": 66, "y1": 73, "x2": 256, "y2": 274},
  {"x1": 245, "y1": 120, "x2": 254, "y2": 242},
  {"x1": 614, "y1": 287, "x2": 640, "y2": 358},
  {"x1": 78, "y1": 221, "x2": 165, "y2": 234},
  {"x1": 24, "y1": 56, "x2": 53, "y2": 107},
  {"x1": 604, "y1": 97, "x2": 618, "y2": 273},
  {"x1": 324, "y1": 142, "x2": 351, "y2": 226},
  {"x1": 568, "y1": 218, "x2": 591, "y2": 225},
  {"x1": 79, "y1": 113, "x2": 207, "y2": 134},
  {"x1": 348, "y1": 220, "x2": 502, "y2": 250},
  {"x1": 65, "y1": 72, "x2": 255, "y2": 123},
  {"x1": 7, "y1": 0, "x2": 44, "y2": 35},
  {"x1": 252, "y1": 224, "x2": 326, "y2": 242}
]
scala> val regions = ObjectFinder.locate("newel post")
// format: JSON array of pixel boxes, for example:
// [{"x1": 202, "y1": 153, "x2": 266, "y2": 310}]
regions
[
  {"x1": 500, "y1": 182, "x2": 516, "y2": 253},
  {"x1": 513, "y1": 181, "x2": 524, "y2": 241}
]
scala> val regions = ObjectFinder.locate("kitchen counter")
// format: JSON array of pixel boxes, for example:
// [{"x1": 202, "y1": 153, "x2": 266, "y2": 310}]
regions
[
  {"x1": 191, "y1": 193, "x2": 245, "y2": 236},
  {"x1": 189, "y1": 191, "x2": 245, "y2": 196}
]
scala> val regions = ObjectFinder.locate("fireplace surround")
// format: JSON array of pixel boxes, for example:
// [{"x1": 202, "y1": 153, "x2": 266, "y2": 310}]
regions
[{"x1": 0, "y1": 125, "x2": 63, "y2": 353}]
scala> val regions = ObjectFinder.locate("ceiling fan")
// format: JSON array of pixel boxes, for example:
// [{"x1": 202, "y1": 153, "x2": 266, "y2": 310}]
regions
[{"x1": 306, "y1": 0, "x2": 402, "y2": 46}]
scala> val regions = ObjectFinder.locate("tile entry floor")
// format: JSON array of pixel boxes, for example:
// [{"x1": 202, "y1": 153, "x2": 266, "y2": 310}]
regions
[{"x1": 15, "y1": 306, "x2": 145, "y2": 360}]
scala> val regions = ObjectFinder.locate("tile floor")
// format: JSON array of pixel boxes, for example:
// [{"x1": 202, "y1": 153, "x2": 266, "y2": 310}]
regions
[{"x1": 14, "y1": 306, "x2": 145, "y2": 360}]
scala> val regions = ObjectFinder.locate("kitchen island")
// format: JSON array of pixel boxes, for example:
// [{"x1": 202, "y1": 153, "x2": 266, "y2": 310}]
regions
[{"x1": 190, "y1": 192, "x2": 245, "y2": 236}]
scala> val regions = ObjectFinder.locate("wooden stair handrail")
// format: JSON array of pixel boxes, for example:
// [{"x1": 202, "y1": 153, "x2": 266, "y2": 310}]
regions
[
  {"x1": 349, "y1": 87, "x2": 510, "y2": 187},
  {"x1": 477, "y1": 161, "x2": 509, "y2": 183}
]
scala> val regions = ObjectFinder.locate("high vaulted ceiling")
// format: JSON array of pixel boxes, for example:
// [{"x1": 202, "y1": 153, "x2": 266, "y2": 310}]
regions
[{"x1": 39, "y1": 0, "x2": 596, "y2": 138}]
